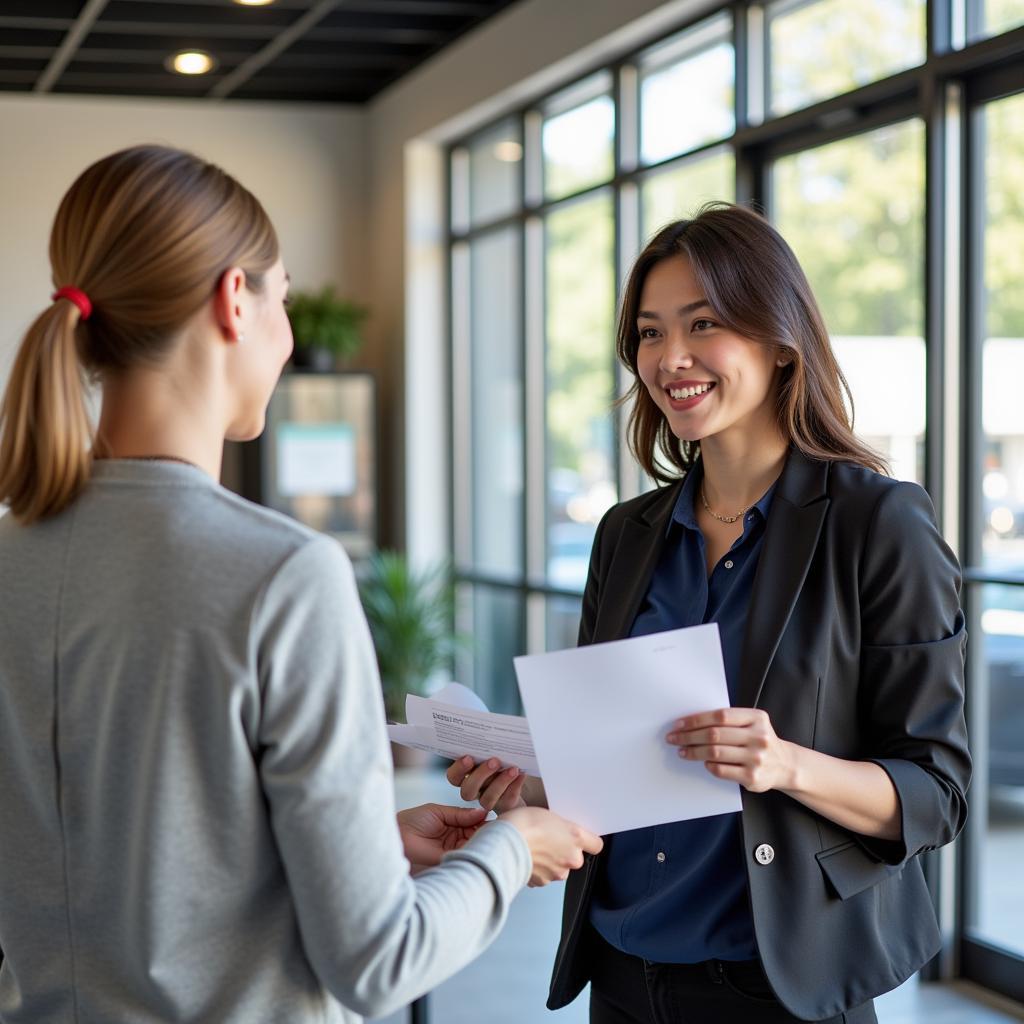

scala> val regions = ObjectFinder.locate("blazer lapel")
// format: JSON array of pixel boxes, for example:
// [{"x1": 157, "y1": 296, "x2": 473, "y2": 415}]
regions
[
  {"x1": 592, "y1": 481, "x2": 681, "y2": 643},
  {"x1": 737, "y1": 451, "x2": 831, "y2": 709}
]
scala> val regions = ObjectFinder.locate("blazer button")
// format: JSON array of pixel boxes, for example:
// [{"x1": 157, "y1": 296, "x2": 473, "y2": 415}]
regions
[{"x1": 754, "y1": 843, "x2": 775, "y2": 865}]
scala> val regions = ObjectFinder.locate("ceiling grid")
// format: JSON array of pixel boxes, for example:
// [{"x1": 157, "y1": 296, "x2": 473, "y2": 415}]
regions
[{"x1": 0, "y1": 0, "x2": 518, "y2": 103}]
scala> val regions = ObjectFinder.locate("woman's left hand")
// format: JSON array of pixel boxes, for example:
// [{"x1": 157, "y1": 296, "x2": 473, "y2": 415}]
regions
[
  {"x1": 666, "y1": 708, "x2": 797, "y2": 793},
  {"x1": 396, "y1": 803, "x2": 489, "y2": 867}
]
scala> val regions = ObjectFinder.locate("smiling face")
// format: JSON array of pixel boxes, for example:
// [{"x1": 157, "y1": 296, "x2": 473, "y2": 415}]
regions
[{"x1": 634, "y1": 254, "x2": 783, "y2": 447}]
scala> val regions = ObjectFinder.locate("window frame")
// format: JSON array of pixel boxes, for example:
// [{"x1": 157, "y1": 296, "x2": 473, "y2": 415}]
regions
[{"x1": 444, "y1": 3, "x2": 1024, "y2": 998}]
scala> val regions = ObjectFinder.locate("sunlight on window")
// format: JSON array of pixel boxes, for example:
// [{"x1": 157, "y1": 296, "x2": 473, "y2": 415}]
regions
[
  {"x1": 542, "y1": 96, "x2": 615, "y2": 201},
  {"x1": 642, "y1": 149, "x2": 735, "y2": 236},
  {"x1": 774, "y1": 121, "x2": 926, "y2": 482},
  {"x1": 769, "y1": 0, "x2": 926, "y2": 116},
  {"x1": 641, "y1": 44, "x2": 734, "y2": 164}
]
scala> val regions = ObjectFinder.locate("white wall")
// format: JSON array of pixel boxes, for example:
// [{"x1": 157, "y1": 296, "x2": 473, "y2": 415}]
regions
[
  {"x1": 0, "y1": 93, "x2": 368, "y2": 386},
  {"x1": 365, "y1": 0, "x2": 712, "y2": 557}
]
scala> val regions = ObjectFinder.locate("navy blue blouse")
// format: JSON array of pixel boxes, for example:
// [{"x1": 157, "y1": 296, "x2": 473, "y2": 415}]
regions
[{"x1": 589, "y1": 461, "x2": 776, "y2": 963}]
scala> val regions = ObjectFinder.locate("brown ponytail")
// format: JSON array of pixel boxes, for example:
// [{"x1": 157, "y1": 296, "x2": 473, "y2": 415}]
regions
[
  {"x1": 0, "y1": 302, "x2": 94, "y2": 522},
  {"x1": 0, "y1": 145, "x2": 278, "y2": 523}
]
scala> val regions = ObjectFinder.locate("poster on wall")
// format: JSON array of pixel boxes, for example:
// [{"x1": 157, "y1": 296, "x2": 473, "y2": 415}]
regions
[{"x1": 255, "y1": 372, "x2": 377, "y2": 560}]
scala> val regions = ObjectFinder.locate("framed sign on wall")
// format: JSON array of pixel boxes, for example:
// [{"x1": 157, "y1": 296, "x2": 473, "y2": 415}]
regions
[{"x1": 227, "y1": 371, "x2": 377, "y2": 560}]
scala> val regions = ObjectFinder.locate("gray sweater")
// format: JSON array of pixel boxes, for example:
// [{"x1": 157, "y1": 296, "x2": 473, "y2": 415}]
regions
[{"x1": 0, "y1": 460, "x2": 531, "y2": 1023}]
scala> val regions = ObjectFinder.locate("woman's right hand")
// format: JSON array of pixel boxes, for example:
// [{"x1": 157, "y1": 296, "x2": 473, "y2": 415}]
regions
[
  {"x1": 500, "y1": 806, "x2": 603, "y2": 887},
  {"x1": 447, "y1": 756, "x2": 529, "y2": 812}
]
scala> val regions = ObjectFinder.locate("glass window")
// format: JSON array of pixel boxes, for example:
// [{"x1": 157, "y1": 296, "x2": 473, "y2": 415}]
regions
[
  {"x1": 971, "y1": 585, "x2": 1024, "y2": 957},
  {"x1": 542, "y1": 92, "x2": 615, "y2": 201},
  {"x1": 545, "y1": 194, "x2": 618, "y2": 590},
  {"x1": 773, "y1": 120, "x2": 926, "y2": 482},
  {"x1": 768, "y1": 0, "x2": 926, "y2": 117},
  {"x1": 639, "y1": 14, "x2": 734, "y2": 166},
  {"x1": 642, "y1": 148, "x2": 735, "y2": 238},
  {"x1": 970, "y1": 0, "x2": 1024, "y2": 39},
  {"x1": 463, "y1": 585, "x2": 523, "y2": 715},
  {"x1": 980, "y1": 93, "x2": 1024, "y2": 573},
  {"x1": 547, "y1": 596, "x2": 583, "y2": 652},
  {"x1": 469, "y1": 117, "x2": 522, "y2": 227},
  {"x1": 470, "y1": 228, "x2": 523, "y2": 579}
]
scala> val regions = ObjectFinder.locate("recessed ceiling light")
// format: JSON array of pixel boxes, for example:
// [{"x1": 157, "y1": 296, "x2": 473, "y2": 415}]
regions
[
  {"x1": 493, "y1": 140, "x2": 524, "y2": 162},
  {"x1": 167, "y1": 50, "x2": 216, "y2": 75},
  {"x1": 234, "y1": 0, "x2": 277, "y2": 5}
]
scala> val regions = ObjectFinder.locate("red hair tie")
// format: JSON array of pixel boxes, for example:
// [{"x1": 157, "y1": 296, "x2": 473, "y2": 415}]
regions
[{"x1": 52, "y1": 286, "x2": 92, "y2": 321}]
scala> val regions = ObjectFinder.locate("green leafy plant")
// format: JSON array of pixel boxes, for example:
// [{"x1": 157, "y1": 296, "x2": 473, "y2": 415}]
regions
[
  {"x1": 286, "y1": 286, "x2": 368, "y2": 361},
  {"x1": 358, "y1": 551, "x2": 460, "y2": 722}
]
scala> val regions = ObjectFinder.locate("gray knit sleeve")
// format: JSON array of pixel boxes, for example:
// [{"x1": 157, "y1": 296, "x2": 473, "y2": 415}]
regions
[{"x1": 251, "y1": 536, "x2": 531, "y2": 1019}]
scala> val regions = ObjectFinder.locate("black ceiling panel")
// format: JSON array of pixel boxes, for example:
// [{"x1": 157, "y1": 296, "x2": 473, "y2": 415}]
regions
[{"x1": 1, "y1": 0, "x2": 520, "y2": 103}]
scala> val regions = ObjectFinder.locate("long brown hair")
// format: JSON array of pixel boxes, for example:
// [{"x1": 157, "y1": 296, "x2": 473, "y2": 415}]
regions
[
  {"x1": 0, "y1": 145, "x2": 278, "y2": 523},
  {"x1": 617, "y1": 202, "x2": 887, "y2": 482}
]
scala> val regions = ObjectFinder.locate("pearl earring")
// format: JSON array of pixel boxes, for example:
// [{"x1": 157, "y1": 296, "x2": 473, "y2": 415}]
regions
[{"x1": 237, "y1": 332, "x2": 246, "y2": 344}]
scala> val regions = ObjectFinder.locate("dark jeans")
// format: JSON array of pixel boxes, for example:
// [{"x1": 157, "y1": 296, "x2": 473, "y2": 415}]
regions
[{"x1": 588, "y1": 933, "x2": 877, "y2": 1024}]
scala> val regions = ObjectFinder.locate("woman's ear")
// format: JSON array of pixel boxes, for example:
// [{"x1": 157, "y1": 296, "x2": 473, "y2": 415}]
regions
[{"x1": 214, "y1": 267, "x2": 247, "y2": 344}]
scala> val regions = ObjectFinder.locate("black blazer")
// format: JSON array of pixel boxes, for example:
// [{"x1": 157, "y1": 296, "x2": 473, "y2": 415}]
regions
[{"x1": 547, "y1": 449, "x2": 970, "y2": 1021}]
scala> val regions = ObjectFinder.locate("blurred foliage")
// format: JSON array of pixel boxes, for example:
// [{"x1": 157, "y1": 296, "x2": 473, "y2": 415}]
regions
[
  {"x1": 286, "y1": 286, "x2": 367, "y2": 358},
  {"x1": 985, "y1": 93, "x2": 1024, "y2": 338},
  {"x1": 775, "y1": 121, "x2": 925, "y2": 338},
  {"x1": 642, "y1": 150, "x2": 736, "y2": 238},
  {"x1": 358, "y1": 552, "x2": 458, "y2": 722},
  {"x1": 981, "y1": 0, "x2": 1024, "y2": 36},
  {"x1": 545, "y1": 195, "x2": 616, "y2": 477},
  {"x1": 543, "y1": 96, "x2": 616, "y2": 201},
  {"x1": 770, "y1": 0, "x2": 925, "y2": 116}
]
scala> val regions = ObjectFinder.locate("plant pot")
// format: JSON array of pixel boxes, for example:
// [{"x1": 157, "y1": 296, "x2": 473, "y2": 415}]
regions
[{"x1": 290, "y1": 346, "x2": 335, "y2": 372}]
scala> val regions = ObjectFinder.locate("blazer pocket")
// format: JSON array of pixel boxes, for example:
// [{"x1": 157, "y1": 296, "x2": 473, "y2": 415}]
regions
[{"x1": 815, "y1": 839, "x2": 903, "y2": 900}]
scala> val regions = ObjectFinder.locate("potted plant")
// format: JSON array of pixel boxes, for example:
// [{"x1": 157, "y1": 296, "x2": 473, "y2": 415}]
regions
[
  {"x1": 286, "y1": 285, "x2": 368, "y2": 371},
  {"x1": 358, "y1": 551, "x2": 460, "y2": 730}
]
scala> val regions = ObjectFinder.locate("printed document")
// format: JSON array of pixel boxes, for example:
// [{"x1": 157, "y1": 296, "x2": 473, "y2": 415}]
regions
[
  {"x1": 387, "y1": 683, "x2": 540, "y2": 775},
  {"x1": 514, "y1": 623, "x2": 741, "y2": 835}
]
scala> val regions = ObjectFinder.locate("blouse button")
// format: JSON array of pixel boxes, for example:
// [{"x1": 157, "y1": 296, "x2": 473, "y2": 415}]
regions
[
  {"x1": 724, "y1": 560, "x2": 734, "y2": 569},
  {"x1": 656, "y1": 851, "x2": 666, "y2": 863}
]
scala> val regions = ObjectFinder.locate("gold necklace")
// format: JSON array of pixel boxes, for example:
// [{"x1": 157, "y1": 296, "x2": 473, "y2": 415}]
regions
[{"x1": 700, "y1": 483, "x2": 755, "y2": 525}]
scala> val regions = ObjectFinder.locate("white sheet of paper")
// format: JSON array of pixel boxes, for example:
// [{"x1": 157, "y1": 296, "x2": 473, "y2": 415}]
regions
[
  {"x1": 514, "y1": 624, "x2": 741, "y2": 835},
  {"x1": 386, "y1": 683, "x2": 540, "y2": 775}
]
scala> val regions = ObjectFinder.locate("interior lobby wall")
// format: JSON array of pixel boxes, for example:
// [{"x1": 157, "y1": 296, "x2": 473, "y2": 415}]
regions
[{"x1": 0, "y1": 93, "x2": 368, "y2": 393}]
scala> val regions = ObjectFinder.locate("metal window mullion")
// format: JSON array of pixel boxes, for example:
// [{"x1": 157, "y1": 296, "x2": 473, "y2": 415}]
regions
[
  {"x1": 525, "y1": 216, "x2": 547, "y2": 584},
  {"x1": 942, "y1": 83, "x2": 965, "y2": 558},
  {"x1": 958, "y1": 91, "x2": 989, "y2": 958},
  {"x1": 617, "y1": 181, "x2": 642, "y2": 503},
  {"x1": 930, "y1": 0, "x2": 955, "y2": 56},
  {"x1": 617, "y1": 62, "x2": 639, "y2": 176},
  {"x1": 744, "y1": 2, "x2": 767, "y2": 128},
  {"x1": 451, "y1": 241, "x2": 472, "y2": 572},
  {"x1": 526, "y1": 591, "x2": 547, "y2": 655}
]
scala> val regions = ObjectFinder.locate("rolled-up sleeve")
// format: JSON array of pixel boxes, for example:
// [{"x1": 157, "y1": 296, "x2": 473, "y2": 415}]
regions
[{"x1": 857, "y1": 481, "x2": 971, "y2": 865}]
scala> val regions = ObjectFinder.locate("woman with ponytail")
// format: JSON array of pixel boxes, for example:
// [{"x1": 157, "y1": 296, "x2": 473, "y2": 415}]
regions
[{"x1": 0, "y1": 145, "x2": 601, "y2": 1024}]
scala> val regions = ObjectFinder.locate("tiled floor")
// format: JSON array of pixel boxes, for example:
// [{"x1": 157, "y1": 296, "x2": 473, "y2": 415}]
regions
[{"x1": 372, "y1": 768, "x2": 1024, "y2": 1024}]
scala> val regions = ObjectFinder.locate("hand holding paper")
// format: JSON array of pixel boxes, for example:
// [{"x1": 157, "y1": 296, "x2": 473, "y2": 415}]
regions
[
  {"x1": 386, "y1": 682, "x2": 540, "y2": 775},
  {"x1": 514, "y1": 623, "x2": 742, "y2": 836}
]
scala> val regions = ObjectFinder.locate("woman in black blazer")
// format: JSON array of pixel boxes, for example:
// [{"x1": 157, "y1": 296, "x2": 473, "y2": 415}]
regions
[{"x1": 449, "y1": 202, "x2": 970, "y2": 1023}]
